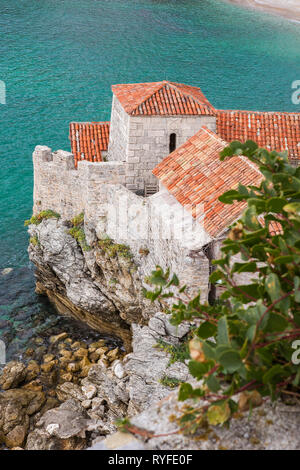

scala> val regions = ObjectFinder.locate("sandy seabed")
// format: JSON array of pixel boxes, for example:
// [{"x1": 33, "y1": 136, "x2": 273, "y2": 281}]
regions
[{"x1": 226, "y1": 0, "x2": 300, "y2": 22}]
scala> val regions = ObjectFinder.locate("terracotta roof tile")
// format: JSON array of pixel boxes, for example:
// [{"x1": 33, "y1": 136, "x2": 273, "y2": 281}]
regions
[
  {"x1": 153, "y1": 126, "x2": 263, "y2": 238},
  {"x1": 111, "y1": 81, "x2": 216, "y2": 116},
  {"x1": 69, "y1": 122, "x2": 110, "y2": 167},
  {"x1": 217, "y1": 110, "x2": 300, "y2": 161}
]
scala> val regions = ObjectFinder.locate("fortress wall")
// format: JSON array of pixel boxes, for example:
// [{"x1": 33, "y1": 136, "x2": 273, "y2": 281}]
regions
[
  {"x1": 33, "y1": 146, "x2": 126, "y2": 222},
  {"x1": 33, "y1": 146, "x2": 212, "y2": 298}
]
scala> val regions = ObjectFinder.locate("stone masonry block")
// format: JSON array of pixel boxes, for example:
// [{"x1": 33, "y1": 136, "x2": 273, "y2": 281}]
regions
[
  {"x1": 53, "y1": 150, "x2": 75, "y2": 170},
  {"x1": 34, "y1": 146, "x2": 53, "y2": 162}
]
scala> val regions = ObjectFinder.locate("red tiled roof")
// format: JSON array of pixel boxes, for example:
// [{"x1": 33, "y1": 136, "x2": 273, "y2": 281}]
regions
[
  {"x1": 111, "y1": 81, "x2": 216, "y2": 116},
  {"x1": 69, "y1": 122, "x2": 110, "y2": 166},
  {"x1": 217, "y1": 110, "x2": 300, "y2": 161},
  {"x1": 153, "y1": 126, "x2": 263, "y2": 238}
]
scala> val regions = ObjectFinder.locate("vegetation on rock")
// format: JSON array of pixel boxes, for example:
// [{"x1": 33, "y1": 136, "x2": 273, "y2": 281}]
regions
[
  {"x1": 68, "y1": 212, "x2": 91, "y2": 252},
  {"x1": 29, "y1": 235, "x2": 40, "y2": 247},
  {"x1": 98, "y1": 235, "x2": 133, "y2": 260},
  {"x1": 155, "y1": 338, "x2": 190, "y2": 366},
  {"x1": 144, "y1": 141, "x2": 300, "y2": 431},
  {"x1": 24, "y1": 209, "x2": 60, "y2": 226}
]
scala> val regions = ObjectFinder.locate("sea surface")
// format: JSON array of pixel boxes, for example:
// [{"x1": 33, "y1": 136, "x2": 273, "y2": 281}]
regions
[{"x1": 1, "y1": 0, "x2": 300, "y2": 359}]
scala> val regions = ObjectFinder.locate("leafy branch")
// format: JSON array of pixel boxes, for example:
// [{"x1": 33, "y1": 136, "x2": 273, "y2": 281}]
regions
[{"x1": 144, "y1": 141, "x2": 300, "y2": 431}]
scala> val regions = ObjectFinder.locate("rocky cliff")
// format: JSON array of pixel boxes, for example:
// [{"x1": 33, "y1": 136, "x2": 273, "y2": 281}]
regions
[{"x1": 28, "y1": 218, "x2": 156, "y2": 351}]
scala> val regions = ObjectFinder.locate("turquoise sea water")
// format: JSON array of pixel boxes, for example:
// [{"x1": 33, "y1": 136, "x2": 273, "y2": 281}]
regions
[{"x1": 1, "y1": 0, "x2": 300, "y2": 358}]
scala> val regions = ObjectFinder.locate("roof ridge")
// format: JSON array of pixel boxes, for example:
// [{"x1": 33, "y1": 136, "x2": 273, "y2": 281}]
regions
[
  {"x1": 168, "y1": 82, "x2": 216, "y2": 112},
  {"x1": 112, "y1": 82, "x2": 166, "y2": 114},
  {"x1": 130, "y1": 81, "x2": 167, "y2": 114},
  {"x1": 200, "y1": 125, "x2": 227, "y2": 145},
  {"x1": 200, "y1": 126, "x2": 262, "y2": 177}
]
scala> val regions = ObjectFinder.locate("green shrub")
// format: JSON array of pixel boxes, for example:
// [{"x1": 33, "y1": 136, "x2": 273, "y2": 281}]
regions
[
  {"x1": 98, "y1": 236, "x2": 133, "y2": 260},
  {"x1": 144, "y1": 141, "x2": 300, "y2": 431},
  {"x1": 29, "y1": 235, "x2": 39, "y2": 247},
  {"x1": 68, "y1": 212, "x2": 90, "y2": 251},
  {"x1": 24, "y1": 209, "x2": 60, "y2": 226}
]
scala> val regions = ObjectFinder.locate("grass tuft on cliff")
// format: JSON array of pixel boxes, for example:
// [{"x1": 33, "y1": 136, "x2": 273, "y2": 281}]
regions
[
  {"x1": 68, "y1": 212, "x2": 91, "y2": 252},
  {"x1": 24, "y1": 209, "x2": 60, "y2": 226},
  {"x1": 98, "y1": 235, "x2": 133, "y2": 260}
]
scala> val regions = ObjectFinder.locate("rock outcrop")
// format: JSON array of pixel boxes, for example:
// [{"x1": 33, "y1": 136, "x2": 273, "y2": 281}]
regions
[{"x1": 28, "y1": 218, "x2": 155, "y2": 350}]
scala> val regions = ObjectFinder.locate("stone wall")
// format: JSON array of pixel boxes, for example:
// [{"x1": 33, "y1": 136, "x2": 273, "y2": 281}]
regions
[
  {"x1": 106, "y1": 95, "x2": 129, "y2": 164},
  {"x1": 107, "y1": 96, "x2": 217, "y2": 194},
  {"x1": 32, "y1": 146, "x2": 213, "y2": 300},
  {"x1": 33, "y1": 146, "x2": 126, "y2": 221}
]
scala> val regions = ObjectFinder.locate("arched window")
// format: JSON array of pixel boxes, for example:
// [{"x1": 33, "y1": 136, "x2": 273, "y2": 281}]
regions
[{"x1": 169, "y1": 133, "x2": 176, "y2": 153}]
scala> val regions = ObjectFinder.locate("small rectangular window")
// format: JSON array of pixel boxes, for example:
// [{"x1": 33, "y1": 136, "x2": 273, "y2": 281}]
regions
[{"x1": 169, "y1": 133, "x2": 176, "y2": 153}]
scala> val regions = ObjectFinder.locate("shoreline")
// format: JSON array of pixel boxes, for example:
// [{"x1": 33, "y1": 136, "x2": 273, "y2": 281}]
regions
[{"x1": 224, "y1": 0, "x2": 300, "y2": 23}]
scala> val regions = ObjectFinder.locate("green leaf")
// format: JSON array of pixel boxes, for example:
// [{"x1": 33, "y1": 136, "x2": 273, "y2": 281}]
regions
[
  {"x1": 178, "y1": 383, "x2": 193, "y2": 401},
  {"x1": 247, "y1": 198, "x2": 266, "y2": 213},
  {"x1": 232, "y1": 262, "x2": 257, "y2": 273},
  {"x1": 263, "y1": 365, "x2": 285, "y2": 384},
  {"x1": 243, "y1": 206, "x2": 260, "y2": 231},
  {"x1": 267, "y1": 198, "x2": 287, "y2": 213},
  {"x1": 197, "y1": 322, "x2": 217, "y2": 340},
  {"x1": 207, "y1": 402, "x2": 231, "y2": 426},
  {"x1": 209, "y1": 270, "x2": 224, "y2": 284},
  {"x1": 202, "y1": 341, "x2": 217, "y2": 360},
  {"x1": 219, "y1": 190, "x2": 243, "y2": 204},
  {"x1": 273, "y1": 173, "x2": 300, "y2": 192},
  {"x1": 246, "y1": 325, "x2": 256, "y2": 342},
  {"x1": 265, "y1": 273, "x2": 281, "y2": 302},
  {"x1": 283, "y1": 202, "x2": 300, "y2": 215},
  {"x1": 219, "y1": 349, "x2": 243, "y2": 373},
  {"x1": 217, "y1": 316, "x2": 230, "y2": 346},
  {"x1": 206, "y1": 375, "x2": 221, "y2": 393},
  {"x1": 273, "y1": 255, "x2": 294, "y2": 264},
  {"x1": 188, "y1": 361, "x2": 210, "y2": 380},
  {"x1": 294, "y1": 277, "x2": 300, "y2": 304},
  {"x1": 265, "y1": 313, "x2": 288, "y2": 333},
  {"x1": 293, "y1": 311, "x2": 300, "y2": 327}
]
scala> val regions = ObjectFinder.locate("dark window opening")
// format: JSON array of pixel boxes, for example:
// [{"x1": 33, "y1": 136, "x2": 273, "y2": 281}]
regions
[{"x1": 169, "y1": 133, "x2": 176, "y2": 153}]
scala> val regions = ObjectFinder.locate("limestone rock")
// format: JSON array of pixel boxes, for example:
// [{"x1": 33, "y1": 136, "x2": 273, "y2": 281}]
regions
[
  {"x1": 25, "y1": 399, "x2": 90, "y2": 450},
  {"x1": 124, "y1": 314, "x2": 192, "y2": 414},
  {"x1": 85, "y1": 365, "x2": 129, "y2": 415},
  {"x1": 56, "y1": 382, "x2": 85, "y2": 402},
  {"x1": 0, "y1": 361, "x2": 27, "y2": 390},
  {"x1": 0, "y1": 388, "x2": 46, "y2": 448},
  {"x1": 130, "y1": 393, "x2": 300, "y2": 450},
  {"x1": 28, "y1": 219, "x2": 133, "y2": 349},
  {"x1": 112, "y1": 360, "x2": 126, "y2": 379},
  {"x1": 81, "y1": 384, "x2": 97, "y2": 400},
  {"x1": 89, "y1": 431, "x2": 145, "y2": 450}
]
